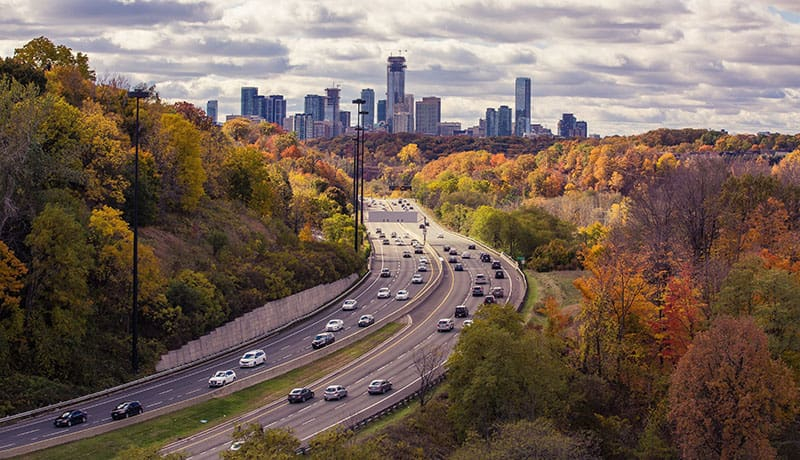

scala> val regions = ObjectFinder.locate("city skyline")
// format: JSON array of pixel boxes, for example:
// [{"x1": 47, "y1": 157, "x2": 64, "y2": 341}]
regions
[{"x1": 1, "y1": 1, "x2": 798, "y2": 136}]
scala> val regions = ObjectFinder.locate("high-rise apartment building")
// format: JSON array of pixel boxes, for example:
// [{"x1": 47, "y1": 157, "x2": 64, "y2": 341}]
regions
[
  {"x1": 515, "y1": 77, "x2": 532, "y2": 136},
  {"x1": 241, "y1": 87, "x2": 258, "y2": 116},
  {"x1": 485, "y1": 108, "x2": 498, "y2": 137},
  {"x1": 558, "y1": 113, "x2": 577, "y2": 137},
  {"x1": 304, "y1": 94, "x2": 325, "y2": 122},
  {"x1": 360, "y1": 88, "x2": 375, "y2": 130},
  {"x1": 293, "y1": 113, "x2": 315, "y2": 140},
  {"x1": 377, "y1": 99, "x2": 386, "y2": 124},
  {"x1": 575, "y1": 121, "x2": 588, "y2": 138},
  {"x1": 267, "y1": 95, "x2": 286, "y2": 124},
  {"x1": 416, "y1": 97, "x2": 441, "y2": 135},
  {"x1": 324, "y1": 87, "x2": 341, "y2": 137},
  {"x1": 498, "y1": 105, "x2": 512, "y2": 136},
  {"x1": 206, "y1": 100, "x2": 218, "y2": 124},
  {"x1": 386, "y1": 55, "x2": 406, "y2": 133},
  {"x1": 340, "y1": 111, "x2": 351, "y2": 130},
  {"x1": 404, "y1": 94, "x2": 415, "y2": 131}
]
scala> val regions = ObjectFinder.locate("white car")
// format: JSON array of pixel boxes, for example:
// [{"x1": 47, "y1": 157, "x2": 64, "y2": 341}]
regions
[
  {"x1": 323, "y1": 385, "x2": 348, "y2": 401},
  {"x1": 463, "y1": 319, "x2": 474, "y2": 327},
  {"x1": 411, "y1": 274, "x2": 424, "y2": 284},
  {"x1": 209, "y1": 369, "x2": 236, "y2": 387},
  {"x1": 239, "y1": 349, "x2": 266, "y2": 367},
  {"x1": 342, "y1": 299, "x2": 358, "y2": 310},
  {"x1": 377, "y1": 287, "x2": 391, "y2": 298},
  {"x1": 419, "y1": 256, "x2": 429, "y2": 264},
  {"x1": 326, "y1": 319, "x2": 344, "y2": 332},
  {"x1": 417, "y1": 264, "x2": 428, "y2": 272},
  {"x1": 395, "y1": 289, "x2": 410, "y2": 300}
]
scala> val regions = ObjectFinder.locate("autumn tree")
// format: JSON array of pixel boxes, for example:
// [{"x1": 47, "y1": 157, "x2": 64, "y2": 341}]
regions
[
  {"x1": 157, "y1": 113, "x2": 207, "y2": 212},
  {"x1": 0, "y1": 240, "x2": 26, "y2": 370},
  {"x1": 221, "y1": 424, "x2": 299, "y2": 460},
  {"x1": 669, "y1": 316, "x2": 798, "y2": 459}
]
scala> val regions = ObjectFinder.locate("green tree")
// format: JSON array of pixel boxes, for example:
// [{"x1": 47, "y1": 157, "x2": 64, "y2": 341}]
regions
[
  {"x1": 13, "y1": 36, "x2": 94, "y2": 81},
  {"x1": 166, "y1": 269, "x2": 228, "y2": 340},
  {"x1": 669, "y1": 316, "x2": 798, "y2": 459},
  {"x1": 158, "y1": 113, "x2": 207, "y2": 212},
  {"x1": 221, "y1": 424, "x2": 299, "y2": 460},
  {"x1": 24, "y1": 202, "x2": 93, "y2": 379},
  {"x1": 446, "y1": 303, "x2": 572, "y2": 439}
]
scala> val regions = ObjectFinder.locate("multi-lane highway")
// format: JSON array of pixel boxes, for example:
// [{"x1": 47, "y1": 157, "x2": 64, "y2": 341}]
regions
[{"x1": 0, "y1": 199, "x2": 525, "y2": 459}]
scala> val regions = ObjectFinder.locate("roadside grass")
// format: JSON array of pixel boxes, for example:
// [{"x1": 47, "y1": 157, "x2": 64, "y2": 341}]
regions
[
  {"x1": 22, "y1": 322, "x2": 404, "y2": 460},
  {"x1": 522, "y1": 270, "x2": 584, "y2": 326}
]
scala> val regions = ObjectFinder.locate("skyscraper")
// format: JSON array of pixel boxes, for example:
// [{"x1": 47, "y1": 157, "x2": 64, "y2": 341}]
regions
[
  {"x1": 241, "y1": 87, "x2": 258, "y2": 116},
  {"x1": 293, "y1": 113, "x2": 314, "y2": 140},
  {"x1": 386, "y1": 55, "x2": 406, "y2": 133},
  {"x1": 267, "y1": 95, "x2": 286, "y2": 124},
  {"x1": 558, "y1": 113, "x2": 577, "y2": 137},
  {"x1": 485, "y1": 108, "x2": 498, "y2": 137},
  {"x1": 498, "y1": 105, "x2": 512, "y2": 136},
  {"x1": 324, "y1": 87, "x2": 341, "y2": 137},
  {"x1": 377, "y1": 99, "x2": 386, "y2": 124},
  {"x1": 304, "y1": 94, "x2": 325, "y2": 122},
  {"x1": 206, "y1": 100, "x2": 218, "y2": 124},
  {"x1": 416, "y1": 97, "x2": 441, "y2": 135},
  {"x1": 515, "y1": 77, "x2": 532, "y2": 136},
  {"x1": 360, "y1": 88, "x2": 375, "y2": 130},
  {"x1": 340, "y1": 111, "x2": 351, "y2": 130}
]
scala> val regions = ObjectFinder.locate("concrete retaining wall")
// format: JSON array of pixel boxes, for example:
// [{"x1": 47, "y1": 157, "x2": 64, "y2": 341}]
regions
[{"x1": 156, "y1": 273, "x2": 360, "y2": 371}]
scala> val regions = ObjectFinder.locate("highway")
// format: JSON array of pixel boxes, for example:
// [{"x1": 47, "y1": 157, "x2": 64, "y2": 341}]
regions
[{"x1": 0, "y1": 199, "x2": 525, "y2": 458}]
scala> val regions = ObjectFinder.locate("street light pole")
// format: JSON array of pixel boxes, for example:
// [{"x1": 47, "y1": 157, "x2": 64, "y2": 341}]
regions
[
  {"x1": 128, "y1": 89, "x2": 148, "y2": 375},
  {"x1": 358, "y1": 109, "x2": 368, "y2": 225},
  {"x1": 352, "y1": 98, "x2": 365, "y2": 253}
]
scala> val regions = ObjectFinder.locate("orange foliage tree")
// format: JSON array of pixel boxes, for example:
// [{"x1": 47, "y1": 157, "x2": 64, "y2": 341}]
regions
[{"x1": 669, "y1": 316, "x2": 798, "y2": 459}]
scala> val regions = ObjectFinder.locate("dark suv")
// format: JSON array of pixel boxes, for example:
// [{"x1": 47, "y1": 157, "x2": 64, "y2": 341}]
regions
[
  {"x1": 111, "y1": 401, "x2": 143, "y2": 420},
  {"x1": 472, "y1": 285, "x2": 484, "y2": 297},
  {"x1": 455, "y1": 305, "x2": 469, "y2": 318},
  {"x1": 54, "y1": 410, "x2": 87, "y2": 427}
]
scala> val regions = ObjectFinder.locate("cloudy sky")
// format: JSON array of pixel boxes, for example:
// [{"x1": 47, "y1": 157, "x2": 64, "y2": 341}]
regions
[{"x1": 1, "y1": 0, "x2": 798, "y2": 136}]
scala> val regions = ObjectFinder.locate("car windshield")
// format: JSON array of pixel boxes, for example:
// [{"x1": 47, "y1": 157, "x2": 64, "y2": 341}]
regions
[
  {"x1": 115, "y1": 403, "x2": 127, "y2": 410},
  {"x1": 243, "y1": 353, "x2": 254, "y2": 359},
  {"x1": 60, "y1": 412, "x2": 71, "y2": 418},
  {"x1": 215, "y1": 372, "x2": 225, "y2": 377},
  {"x1": 290, "y1": 389, "x2": 302, "y2": 394},
  {"x1": 326, "y1": 386, "x2": 337, "y2": 392},
  {"x1": 315, "y1": 334, "x2": 325, "y2": 340}
]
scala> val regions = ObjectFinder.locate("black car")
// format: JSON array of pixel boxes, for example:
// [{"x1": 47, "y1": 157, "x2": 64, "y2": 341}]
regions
[
  {"x1": 312, "y1": 332, "x2": 335, "y2": 349},
  {"x1": 454, "y1": 263, "x2": 464, "y2": 271},
  {"x1": 368, "y1": 379, "x2": 393, "y2": 394},
  {"x1": 111, "y1": 401, "x2": 143, "y2": 420},
  {"x1": 491, "y1": 260, "x2": 502, "y2": 269},
  {"x1": 448, "y1": 255, "x2": 458, "y2": 263},
  {"x1": 455, "y1": 305, "x2": 469, "y2": 318},
  {"x1": 443, "y1": 245, "x2": 451, "y2": 252},
  {"x1": 468, "y1": 244, "x2": 476, "y2": 250},
  {"x1": 288, "y1": 387, "x2": 314, "y2": 403},
  {"x1": 480, "y1": 253, "x2": 491, "y2": 263},
  {"x1": 495, "y1": 270, "x2": 505, "y2": 279},
  {"x1": 472, "y1": 285, "x2": 484, "y2": 296},
  {"x1": 54, "y1": 409, "x2": 87, "y2": 427}
]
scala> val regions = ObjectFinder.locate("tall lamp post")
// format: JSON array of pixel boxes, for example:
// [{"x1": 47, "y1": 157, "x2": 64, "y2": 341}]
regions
[
  {"x1": 352, "y1": 98, "x2": 365, "y2": 253},
  {"x1": 128, "y1": 89, "x2": 148, "y2": 374},
  {"x1": 358, "y1": 108, "x2": 368, "y2": 225}
]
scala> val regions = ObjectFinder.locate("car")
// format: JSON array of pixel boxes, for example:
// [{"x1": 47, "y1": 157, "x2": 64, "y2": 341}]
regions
[
  {"x1": 475, "y1": 273, "x2": 488, "y2": 284},
  {"x1": 324, "y1": 385, "x2": 348, "y2": 401},
  {"x1": 417, "y1": 264, "x2": 428, "y2": 272},
  {"x1": 484, "y1": 295, "x2": 496, "y2": 304},
  {"x1": 461, "y1": 251, "x2": 471, "y2": 259},
  {"x1": 342, "y1": 299, "x2": 358, "y2": 310},
  {"x1": 495, "y1": 270, "x2": 505, "y2": 279},
  {"x1": 377, "y1": 287, "x2": 391, "y2": 298},
  {"x1": 449, "y1": 248, "x2": 458, "y2": 255},
  {"x1": 326, "y1": 319, "x2": 344, "y2": 332},
  {"x1": 209, "y1": 369, "x2": 237, "y2": 387},
  {"x1": 380, "y1": 268, "x2": 391, "y2": 278},
  {"x1": 448, "y1": 255, "x2": 458, "y2": 263},
  {"x1": 239, "y1": 349, "x2": 266, "y2": 367},
  {"x1": 358, "y1": 314, "x2": 375, "y2": 327},
  {"x1": 419, "y1": 256, "x2": 429, "y2": 263},
  {"x1": 368, "y1": 379, "x2": 393, "y2": 394},
  {"x1": 419, "y1": 223, "x2": 425, "y2": 228},
  {"x1": 472, "y1": 285, "x2": 485, "y2": 296},
  {"x1": 229, "y1": 441, "x2": 245, "y2": 451},
  {"x1": 443, "y1": 245, "x2": 451, "y2": 252},
  {"x1": 411, "y1": 273, "x2": 424, "y2": 284},
  {"x1": 111, "y1": 401, "x2": 143, "y2": 420},
  {"x1": 455, "y1": 305, "x2": 469, "y2": 318},
  {"x1": 480, "y1": 253, "x2": 491, "y2": 263},
  {"x1": 288, "y1": 387, "x2": 314, "y2": 403},
  {"x1": 54, "y1": 409, "x2": 87, "y2": 427},
  {"x1": 390, "y1": 231, "x2": 397, "y2": 238},
  {"x1": 312, "y1": 332, "x2": 335, "y2": 349},
  {"x1": 414, "y1": 246, "x2": 424, "y2": 254},
  {"x1": 437, "y1": 318, "x2": 455, "y2": 332},
  {"x1": 454, "y1": 263, "x2": 464, "y2": 271},
  {"x1": 437, "y1": 233, "x2": 444, "y2": 238},
  {"x1": 411, "y1": 239, "x2": 419, "y2": 245},
  {"x1": 402, "y1": 250, "x2": 411, "y2": 258},
  {"x1": 376, "y1": 227, "x2": 382, "y2": 234},
  {"x1": 491, "y1": 286, "x2": 505, "y2": 298},
  {"x1": 491, "y1": 260, "x2": 502, "y2": 269},
  {"x1": 395, "y1": 240, "x2": 404, "y2": 245},
  {"x1": 395, "y1": 289, "x2": 410, "y2": 300},
  {"x1": 463, "y1": 319, "x2": 474, "y2": 327},
  {"x1": 382, "y1": 238, "x2": 390, "y2": 245},
  {"x1": 468, "y1": 243, "x2": 476, "y2": 250}
]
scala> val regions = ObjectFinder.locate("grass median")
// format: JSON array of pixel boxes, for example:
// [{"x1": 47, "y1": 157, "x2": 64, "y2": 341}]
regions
[{"x1": 22, "y1": 322, "x2": 404, "y2": 460}]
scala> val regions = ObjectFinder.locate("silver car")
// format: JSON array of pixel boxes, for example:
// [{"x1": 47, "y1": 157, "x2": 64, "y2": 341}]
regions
[{"x1": 323, "y1": 385, "x2": 348, "y2": 401}]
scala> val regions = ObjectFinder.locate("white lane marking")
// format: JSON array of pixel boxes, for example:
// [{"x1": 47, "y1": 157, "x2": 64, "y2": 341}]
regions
[
  {"x1": 185, "y1": 388, "x2": 201, "y2": 395},
  {"x1": 158, "y1": 388, "x2": 173, "y2": 395},
  {"x1": 151, "y1": 401, "x2": 163, "y2": 407},
  {"x1": 0, "y1": 443, "x2": 15, "y2": 449},
  {"x1": 301, "y1": 418, "x2": 316, "y2": 426},
  {"x1": 16, "y1": 428, "x2": 39, "y2": 437}
]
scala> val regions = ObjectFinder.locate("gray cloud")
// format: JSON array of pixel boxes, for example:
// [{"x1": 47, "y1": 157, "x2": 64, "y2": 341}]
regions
[{"x1": 34, "y1": 0, "x2": 220, "y2": 26}]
